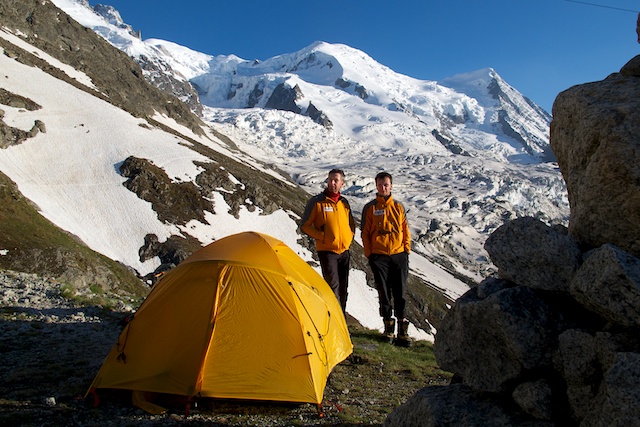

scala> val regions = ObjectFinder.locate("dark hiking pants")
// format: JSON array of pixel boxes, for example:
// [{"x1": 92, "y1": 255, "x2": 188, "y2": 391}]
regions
[
  {"x1": 368, "y1": 252, "x2": 409, "y2": 320},
  {"x1": 318, "y1": 250, "x2": 350, "y2": 312}
]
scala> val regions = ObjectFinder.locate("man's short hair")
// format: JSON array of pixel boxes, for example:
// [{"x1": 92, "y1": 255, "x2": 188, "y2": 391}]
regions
[
  {"x1": 329, "y1": 168, "x2": 345, "y2": 178},
  {"x1": 375, "y1": 172, "x2": 392, "y2": 183}
]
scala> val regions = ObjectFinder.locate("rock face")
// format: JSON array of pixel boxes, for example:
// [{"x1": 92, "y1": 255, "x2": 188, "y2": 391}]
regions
[
  {"x1": 265, "y1": 83, "x2": 303, "y2": 113},
  {"x1": 550, "y1": 55, "x2": 640, "y2": 259},
  {"x1": 385, "y1": 53, "x2": 640, "y2": 426}
]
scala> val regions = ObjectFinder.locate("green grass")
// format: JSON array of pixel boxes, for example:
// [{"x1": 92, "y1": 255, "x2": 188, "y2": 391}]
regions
[{"x1": 321, "y1": 324, "x2": 452, "y2": 424}]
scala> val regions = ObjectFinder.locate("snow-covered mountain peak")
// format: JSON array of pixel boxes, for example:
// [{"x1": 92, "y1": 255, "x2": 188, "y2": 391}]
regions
[
  {"x1": 92, "y1": 3, "x2": 131, "y2": 33},
  {"x1": 49, "y1": 0, "x2": 569, "y2": 281},
  {"x1": 260, "y1": 41, "x2": 375, "y2": 72},
  {"x1": 280, "y1": 41, "x2": 391, "y2": 78},
  {"x1": 439, "y1": 68, "x2": 500, "y2": 100}
]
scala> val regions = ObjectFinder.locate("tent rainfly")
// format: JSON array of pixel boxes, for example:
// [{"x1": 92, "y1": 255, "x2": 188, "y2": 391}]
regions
[{"x1": 87, "y1": 231, "x2": 353, "y2": 410}]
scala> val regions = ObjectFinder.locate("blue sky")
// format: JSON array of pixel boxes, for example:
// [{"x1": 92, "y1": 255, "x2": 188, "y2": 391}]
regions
[{"x1": 95, "y1": 0, "x2": 638, "y2": 113}]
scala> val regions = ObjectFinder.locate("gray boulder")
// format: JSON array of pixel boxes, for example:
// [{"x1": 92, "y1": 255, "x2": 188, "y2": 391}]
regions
[
  {"x1": 621, "y1": 54, "x2": 640, "y2": 77},
  {"x1": 511, "y1": 379, "x2": 554, "y2": 421},
  {"x1": 553, "y1": 329, "x2": 599, "y2": 420},
  {"x1": 393, "y1": 233, "x2": 640, "y2": 426},
  {"x1": 550, "y1": 62, "x2": 640, "y2": 259},
  {"x1": 384, "y1": 383, "x2": 553, "y2": 427},
  {"x1": 434, "y1": 279, "x2": 561, "y2": 393},
  {"x1": 595, "y1": 331, "x2": 640, "y2": 372},
  {"x1": 570, "y1": 244, "x2": 640, "y2": 327},
  {"x1": 583, "y1": 352, "x2": 640, "y2": 427},
  {"x1": 484, "y1": 217, "x2": 581, "y2": 292},
  {"x1": 554, "y1": 329, "x2": 599, "y2": 386}
]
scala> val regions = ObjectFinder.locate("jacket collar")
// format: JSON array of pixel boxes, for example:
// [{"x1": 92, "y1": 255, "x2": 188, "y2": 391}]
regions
[
  {"x1": 323, "y1": 189, "x2": 341, "y2": 203},
  {"x1": 375, "y1": 193, "x2": 393, "y2": 205}
]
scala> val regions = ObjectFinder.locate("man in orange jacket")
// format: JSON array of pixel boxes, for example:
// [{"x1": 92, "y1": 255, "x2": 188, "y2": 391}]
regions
[
  {"x1": 361, "y1": 172, "x2": 411, "y2": 346},
  {"x1": 301, "y1": 169, "x2": 355, "y2": 313}
]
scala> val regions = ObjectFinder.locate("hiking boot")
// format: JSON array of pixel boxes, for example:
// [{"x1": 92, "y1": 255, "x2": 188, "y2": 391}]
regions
[
  {"x1": 383, "y1": 318, "x2": 396, "y2": 343},
  {"x1": 394, "y1": 319, "x2": 412, "y2": 347}
]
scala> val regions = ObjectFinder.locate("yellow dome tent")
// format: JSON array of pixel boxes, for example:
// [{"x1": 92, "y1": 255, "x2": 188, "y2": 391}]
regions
[{"x1": 87, "y1": 231, "x2": 352, "y2": 410}]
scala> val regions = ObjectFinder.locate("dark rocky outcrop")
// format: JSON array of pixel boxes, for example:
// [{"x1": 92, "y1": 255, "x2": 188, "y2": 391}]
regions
[
  {"x1": 247, "y1": 82, "x2": 265, "y2": 108},
  {"x1": 0, "y1": 117, "x2": 46, "y2": 148},
  {"x1": 0, "y1": 88, "x2": 41, "y2": 110},
  {"x1": 138, "y1": 233, "x2": 202, "y2": 285},
  {"x1": 335, "y1": 78, "x2": 369, "y2": 100},
  {"x1": 119, "y1": 156, "x2": 214, "y2": 225},
  {"x1": 431, "y1": 129, "x2": 470, "y2": 156},
  {"x1": 0, "y1": 89, "x2": 45, "y2": 148},
  {"x1": 386, "y1": 43, "x2": 640, "y2": 426},
  {"x1": 265, "y1": 83, "x2": 302, "y2": 113},
  {"x1": 306, "y1": 102, "x2": 332, "y2": 128},
  {"x1": 263, "y1": 82, "x2": 339, "y2": 130},
  {"x1": 138, "y1": 233, "x2": 200, "y2": 267}
]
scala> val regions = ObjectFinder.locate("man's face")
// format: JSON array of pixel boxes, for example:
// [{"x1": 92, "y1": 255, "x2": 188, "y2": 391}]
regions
[
  {"x1": 376, "y1": 177, "x2": 392, "y2": 197},
  {"x1": 327, "y1": 172, "x2": 344, "y2": 194}
]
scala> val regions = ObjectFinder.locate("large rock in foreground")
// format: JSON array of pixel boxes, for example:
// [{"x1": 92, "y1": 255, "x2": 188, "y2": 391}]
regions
[
  {"x1": 484, "y1": 217, "x2": 581, "y2": 292},
  {"x1": 550, "y1": 56, "x2": 640, "y2": 259},
  {"x1": 385, "y1": 218, "x2": 640, "y2": 426},
  {"x1": 434, "y1": 279, "x2": 563, "y2": 393}
]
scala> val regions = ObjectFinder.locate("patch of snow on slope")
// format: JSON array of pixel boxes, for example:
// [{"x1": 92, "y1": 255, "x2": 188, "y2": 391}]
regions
[{"x1": 0, "y1": 28, "x2": 96, "y2": 89}]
